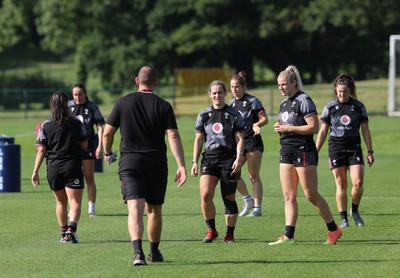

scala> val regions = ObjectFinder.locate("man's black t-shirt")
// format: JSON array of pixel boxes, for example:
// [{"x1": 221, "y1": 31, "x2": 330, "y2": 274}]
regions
[{"x1": 106, "y1": 91, "x2": 178, "y2": 170}]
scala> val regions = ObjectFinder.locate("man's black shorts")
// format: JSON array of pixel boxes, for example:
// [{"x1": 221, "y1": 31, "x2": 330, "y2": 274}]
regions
[{"x1": 120, "y1": 167, "x2": 168, "y2": 205}]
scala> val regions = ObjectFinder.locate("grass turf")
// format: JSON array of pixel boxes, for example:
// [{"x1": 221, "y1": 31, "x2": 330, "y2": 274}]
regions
[{"x1": 0, "y1": 116, "x2": 399, "y2": 277}]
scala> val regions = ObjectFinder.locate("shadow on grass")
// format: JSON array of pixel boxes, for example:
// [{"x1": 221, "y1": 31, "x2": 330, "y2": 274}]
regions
[{"x1": 164, "y1": 258, "x2": 400, "y2": 265}]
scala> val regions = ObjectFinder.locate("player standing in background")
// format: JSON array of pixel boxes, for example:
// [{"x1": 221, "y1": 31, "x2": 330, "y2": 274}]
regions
[
  {"x1": 229, "y1": 71, "x2": 268, "y2": 217},
  {"x1": 316, "y1": 73, "x2": 374, "y2": 227},
  {"x1": 69, "y1": 84, "x2": 105, "y2": 217}
]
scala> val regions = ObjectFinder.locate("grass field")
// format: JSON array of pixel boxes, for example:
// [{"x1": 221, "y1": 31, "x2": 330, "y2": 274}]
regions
[{"x1": 0, "y1": 116, "x2": 399, "y2": 277}]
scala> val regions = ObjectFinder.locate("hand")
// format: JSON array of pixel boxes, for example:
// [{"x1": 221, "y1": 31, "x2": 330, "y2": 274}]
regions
[
  {"x1": 191, "y1": 162, "x2": 198, "y2": 177},
  {"x1": 105, "y1": 151, "x2": 117, "y2": 166},
  {"x1": 31, "y1": 172, "x2": 40, "y2": 188},
  {"x1": 175, "y1": 166, "x2": 187, "y2": 188},
  {"x1": 253, "y1": 124, "x2": 261, "y2": 135},
  {"x1": 367, "y1": 153, "x2": 375, "y2": 167},
  {"x1": 95, "y1": 148, "x2": 103, "y2": 159},
  {"x1": 274, "y1": 122, "x2": 283, "y2": 134},
  {"x1": 231, "y1": 158, "x2": 242, "y2": 173}
]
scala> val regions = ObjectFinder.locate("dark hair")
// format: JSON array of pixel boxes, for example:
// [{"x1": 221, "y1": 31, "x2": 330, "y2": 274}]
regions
[
  {"x1": 50, "y1": 92, "x2": 71, "y2": 125},
  {"x1": 208, "y1": 80, "x2": 227, "y2": 93},
  {"x1": 333, "y1": 73, "x2": 357, "y2": 99},
  {"x1": 73, "y1": 83, "x2": 89, "y2": 100},
  {"x1": 230, "y1": 71, "x2": 247, "y2": 88}
]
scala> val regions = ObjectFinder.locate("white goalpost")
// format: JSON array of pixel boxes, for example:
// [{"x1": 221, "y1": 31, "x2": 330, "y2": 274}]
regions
[{"x1": 388, "y1": 35, "x2": 400, "y2": 116}]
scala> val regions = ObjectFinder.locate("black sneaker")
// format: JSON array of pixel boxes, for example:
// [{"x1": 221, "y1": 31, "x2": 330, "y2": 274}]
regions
[
  {"x1": 350, "y1": 209, "x2": 365, "y2": 226},
  {"x1": 147, "y1": 251, "x2": 164, "y2": 263},
  {"x1": 65, "y1": 229, "x2": 79, "y2": 243},
  {"x1": 133, "y1": 251, "x2": 147, "y2": 266}
]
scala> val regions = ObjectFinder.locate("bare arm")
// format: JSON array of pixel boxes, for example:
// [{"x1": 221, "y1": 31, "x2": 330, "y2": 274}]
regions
[
  {"x1": 166, "y1": 129, "x2": 187, "y2": 187},
  {"x1": 191, "y1": 132, "x2": 204, "y2": 177},
  {"x1": 103, "y1": 124, "x2": 117, "y2": 154},
  {"x1": 361, "y1": 122, "x2": 374, "y2": 166},
  {"x1": 275, "y1": 114, "x2": 319, "y2": 135},
  {"x1": 232, "y1": 131, "x2": 245, "y2": 173},
  {"x1": 253, "y1": 111, "x2": 269, "y2": 135},
  {"x1": 316, "y1": 122, "x2": 329, "y2": 152},
  {"x1": 95, "y1": 124, "x2": 104, "y2": 159},
  {"x1": 31, "y1": 146, "x2": 46, "y2": 188}
]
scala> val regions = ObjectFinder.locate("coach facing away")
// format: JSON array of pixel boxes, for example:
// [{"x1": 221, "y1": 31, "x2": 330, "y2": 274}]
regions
[{"x1": 103, "y1": 65, "x2": 187, "y2": 266}]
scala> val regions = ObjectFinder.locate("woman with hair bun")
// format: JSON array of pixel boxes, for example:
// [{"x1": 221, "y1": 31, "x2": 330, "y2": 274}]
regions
[
  {"x1": 270, "y1": 65, "x2": 342, "y2": 245},
  {"x1": 229, "y1": 71, "x2": 268, "y2": 217}
]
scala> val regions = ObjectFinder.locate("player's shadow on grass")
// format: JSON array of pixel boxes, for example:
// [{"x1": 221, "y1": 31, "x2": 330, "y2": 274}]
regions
[{"x1": 175, "y1": 258, "x2": 400, "y2": 265}]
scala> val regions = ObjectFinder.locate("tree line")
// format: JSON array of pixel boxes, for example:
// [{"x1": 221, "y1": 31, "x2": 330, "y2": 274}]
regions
[{"x1": 1, "y1": 0, "x2": 399, "y2": 87}]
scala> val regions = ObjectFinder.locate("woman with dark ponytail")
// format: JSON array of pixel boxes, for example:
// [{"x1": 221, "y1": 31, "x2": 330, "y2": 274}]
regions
[{"x1": 32, "y1": 92, "x2": 88, "y2": 243}]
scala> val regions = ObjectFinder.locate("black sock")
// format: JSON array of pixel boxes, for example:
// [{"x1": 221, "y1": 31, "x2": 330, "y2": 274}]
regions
[
  {"x1": 132, "y1": 239, "x2": 143, "y2": 254},
  {"x1": 327, "y1": 221, "x2": 337, "y2": 232},
  {"x1": 60, "y1": 225, "x2": 68, "y2": 237},
  {"x1": 150, "y1": 242, "x2": 160, "y2": 254},
  {"x1": 352, "y1": 203, "x2": 359, "y2": 213},
  {"x1": 226, "y1": 226, "x2": 235, "y2": 235},
  {"x1": 68, "y1": 221, "x2": 77, "y2": 233},
  {"x1": 284, "y1": 226, "x2": 295, "y2": 239},
  {"x1": 205, "y1": 219, "x2": 216, "y2": 231},
  {"x1": 339, "y1": 211, "x2": 348, "y2": 220}
]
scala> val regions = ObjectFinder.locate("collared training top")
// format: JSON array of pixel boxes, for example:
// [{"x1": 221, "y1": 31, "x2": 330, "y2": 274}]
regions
[
  {"x1": 68, "y1": 100, "x2": 105, "y2": 146},
  {"x1": 320, "y1": 97, "x2": 369, "y2": 145},
  {"x1": 229, "y1": 93, "x2": 266, "y2": 140},
  {"x1": 195, "y1": 104, "x2": 245, "y2": 155},
  {"x1": 36, "y1": 117, "x2": 87, "y2": 167},
  {"x1": 278, "y1": 91, "x2": 317, "y2": 152}
]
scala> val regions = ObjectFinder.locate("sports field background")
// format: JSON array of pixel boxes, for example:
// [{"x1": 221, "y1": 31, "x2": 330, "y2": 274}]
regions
[{"x1": 0, "y1": 112, "x2": 399, "y2": 277}]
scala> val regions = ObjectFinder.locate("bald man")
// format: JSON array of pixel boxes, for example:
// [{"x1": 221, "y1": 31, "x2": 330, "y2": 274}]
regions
[{"x1": 103, "y1": 65, "x2": 187, "y2": 266}]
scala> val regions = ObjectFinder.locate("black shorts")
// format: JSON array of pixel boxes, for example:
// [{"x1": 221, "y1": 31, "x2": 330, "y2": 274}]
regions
[
  {"x1": 328, "y1": 150, "x2": 364, "y2": 169},
  {"x1": 280, "y1": 149, "x2": 318, "y2": 167},
  {"x1": 47, "y1": 161, "x2": 84, "y2": 191},
  {"x1": 200, "y1": 154, "x2": 239, "y2": 197},
  {"x1": 244, "y1": 136, "x2": 264, "y2": 154},
  {"x1": 82, "y1": 140, "x2": 97, "y2": 160},
  {"x1": 328, "y1": 140, "x2": 364, "y2": 169},
  {"x1": 119, "y1": 167, "x2": 168, "y2": 205}
]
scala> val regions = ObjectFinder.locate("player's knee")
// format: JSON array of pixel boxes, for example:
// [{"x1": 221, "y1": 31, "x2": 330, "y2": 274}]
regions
[{"x1": 223, "y1": 198, "x2": 238, "y2": 214}]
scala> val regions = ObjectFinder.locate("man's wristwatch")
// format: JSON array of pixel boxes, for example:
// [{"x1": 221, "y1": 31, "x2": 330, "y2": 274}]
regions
[
  {"x1": 367, "y1": 150, "x2": 374, "y2": 154},
  {"x1": 105, "y1": 152, "x2": 113, "y2": 156}
]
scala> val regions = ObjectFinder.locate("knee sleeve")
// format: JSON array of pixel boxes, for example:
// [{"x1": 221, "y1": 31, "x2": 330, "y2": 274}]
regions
[{"x1": 223, "y1": 198, "x2": 238, "y2": 215}]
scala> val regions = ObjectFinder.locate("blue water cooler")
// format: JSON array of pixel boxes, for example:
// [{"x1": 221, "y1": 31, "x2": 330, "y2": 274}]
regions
[{"x1": 0, "y1": 136, "x2": 21, "y2": 193}]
